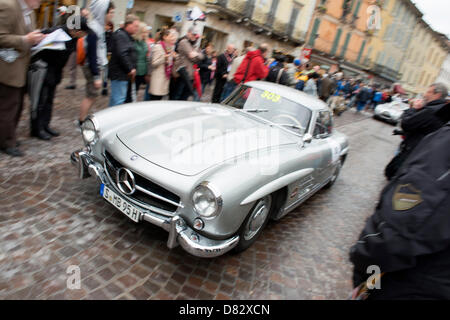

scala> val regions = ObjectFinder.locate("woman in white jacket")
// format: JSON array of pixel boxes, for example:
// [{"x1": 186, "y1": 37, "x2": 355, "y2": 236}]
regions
[{"x1": 148, "y1": 28, "x2": 178, "y2": 100}]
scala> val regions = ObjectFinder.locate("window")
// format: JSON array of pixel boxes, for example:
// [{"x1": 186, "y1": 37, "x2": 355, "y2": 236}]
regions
[
  {"x1": 378, "y1": 51, "x2": 385, "y2": 64},
  {"x1": 314, "y1": 111, "x2": 333, "y2": 137},
  {"x1": 308, "y1": 18, "x2": 321, "y2": 47},
  {"x1": 330, "y1": 28, "x2": 342, "y2": 56},
  {"x1": 384, "y1": 23, "x2": 393, "y2": 41},
  {"x1": 394, "y1": 25, "x2": 403, "y2": 44},
  {"x1": 340, "y1": 32, "x2": 352, "y2": 58},
  {"x1": 397, "y1": 5, "x2": 403, "y2": 19},
  {"x1": 357, "y1": 39, "x2": 366, "y2": 63},
  {"x1": 353, "y1": 0, "x2": 362, "y2": 17},
  {"x1": 244, "y1": 0, "x2": 256, "y2": 17},
  {"x1": 287, "y1": 4, "x2": 301, "y2": 36},
  {"x1": 392, "y1": 0, "x2": 400, "y2": 16},
  {"x1": 266, "y1": 0, "x2": 279, "y2": 26}
]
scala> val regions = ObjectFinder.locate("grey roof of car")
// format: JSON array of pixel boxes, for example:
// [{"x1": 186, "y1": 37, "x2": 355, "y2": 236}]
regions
[{"x1": 246, "y1": 81, "x2": 329, "y2": 112}]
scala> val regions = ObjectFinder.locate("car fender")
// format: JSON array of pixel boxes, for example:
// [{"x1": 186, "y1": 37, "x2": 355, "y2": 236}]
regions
[{"x1": 240, "y1": 168, "x2": 314, "y2": 205}]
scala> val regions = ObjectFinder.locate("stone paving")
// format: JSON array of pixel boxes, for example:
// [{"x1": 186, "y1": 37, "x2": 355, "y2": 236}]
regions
[{"x1": 0, "y1": 73, "x2": 402, "y2": 299}]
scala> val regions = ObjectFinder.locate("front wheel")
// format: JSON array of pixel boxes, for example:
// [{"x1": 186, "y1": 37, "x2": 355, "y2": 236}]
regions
[{"x1": 233, "y1": 194, "x2": 273, "y2": 253}]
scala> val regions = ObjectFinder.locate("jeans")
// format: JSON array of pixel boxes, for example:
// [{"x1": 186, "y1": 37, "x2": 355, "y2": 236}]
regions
[
  {"x1": 220, "y1": 80, "x2": 237, "y2": 101},
  {"x1": 172, "y1": 77, "x2": 193, "y2": 100},
  {"x1": 109, "y1": 80, "x2": 128, "y2": 107},
  {"x1": 356, "y1": 101, "x2": 366, "y2": 112},
  {"x1": 144, "y1": 83, "x2": 150, "y2": 101}
]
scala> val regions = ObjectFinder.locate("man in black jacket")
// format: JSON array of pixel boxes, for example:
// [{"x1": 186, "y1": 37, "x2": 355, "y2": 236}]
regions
[
  {"x1": 30, "y1": 18, "x2": 90, "y2": 140},
  {"x1": 350, "y1": 120, "x2": 450, "y2": 299},
  {"x1": 211, "y1": 44, "x2": 235, "y2": 103},
  {"x1": 385, "y1": 83, "x2": 449, "y2": 180},
  {"x1": 266, "y1": 55, "x2": 289, "y2": 85},
  {"x1": 108, "y1": 14, "x2": 139, "y2": 106}
]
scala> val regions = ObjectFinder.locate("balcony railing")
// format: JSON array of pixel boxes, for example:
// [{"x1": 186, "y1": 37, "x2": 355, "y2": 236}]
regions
[{"x1": 206, "y1": 0, "x2": 304, "y2": 46}]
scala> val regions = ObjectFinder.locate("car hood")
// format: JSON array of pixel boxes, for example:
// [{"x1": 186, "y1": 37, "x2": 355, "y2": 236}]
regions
[{"x1": 116, "y1": 105, "x2": 298, "y2": 176}]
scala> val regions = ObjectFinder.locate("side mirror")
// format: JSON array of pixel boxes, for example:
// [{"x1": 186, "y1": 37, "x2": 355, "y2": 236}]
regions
[{"x1": 303, "y1": 133, "x2": 313, "y2": 144}]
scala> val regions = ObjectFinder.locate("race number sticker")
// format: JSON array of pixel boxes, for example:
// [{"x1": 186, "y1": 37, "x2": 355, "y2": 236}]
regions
[
  {"x1": 261, "y1": 90, "x2": 281, "y2": 103},
  {"x1": 327, "y1": 139, "x2": 341, "y2": 163}
]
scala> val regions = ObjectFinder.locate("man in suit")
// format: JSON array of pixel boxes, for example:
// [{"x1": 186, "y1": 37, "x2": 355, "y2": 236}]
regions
[
  {"x1": 0, "y1": 0, "x2": 44, "y2": 157},
  {"x1": 211, "y1": 44, "x2": 235, "y2": 103}
]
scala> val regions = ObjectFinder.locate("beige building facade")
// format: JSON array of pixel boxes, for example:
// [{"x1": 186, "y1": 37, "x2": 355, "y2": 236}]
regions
[
  {"x1": 365, "y1": 0, "x2": 421, "y2": 86},
  {"x1": 400, "y1": 18, "x2": 448, "y2": 95},
  {"x1": 131, "y1": 0, "x2": 318, "y2": 54}
]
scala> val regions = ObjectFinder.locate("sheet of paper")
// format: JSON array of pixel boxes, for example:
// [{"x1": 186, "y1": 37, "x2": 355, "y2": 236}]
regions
[
  {"x1": 31, "y1": 42, "x2": 66, "y2": 56},
  {"x1": 32, "y1": 29, "x2": 71, "y2": 51}
]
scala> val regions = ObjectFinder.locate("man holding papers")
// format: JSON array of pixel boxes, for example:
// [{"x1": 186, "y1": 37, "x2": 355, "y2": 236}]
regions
[
  {"x1": 29, "y1": 16, "x2": 91, "y2": 140},
  {"x1": 0, "y1": 0, "x2": 44, "y2": 157}
]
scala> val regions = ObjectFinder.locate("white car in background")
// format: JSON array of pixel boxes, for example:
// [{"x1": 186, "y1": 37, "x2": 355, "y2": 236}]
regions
[{"x1": 373, "y1": 100, "x2": 410, "y2": 125}]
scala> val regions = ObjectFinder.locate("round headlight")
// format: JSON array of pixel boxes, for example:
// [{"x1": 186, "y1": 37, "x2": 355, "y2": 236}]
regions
[
  {"x1": 192, "y1": 183, "x2": 222, "y2": 218},
  {"x1": 81, "y1": 118, "x2": 98, "y2": 144}
]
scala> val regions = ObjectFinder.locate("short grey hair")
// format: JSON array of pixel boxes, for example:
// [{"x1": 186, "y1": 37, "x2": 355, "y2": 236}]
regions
[
  {"x1": 187, "y1": 26, "x2": 199, "y2": 34},
  {"x1": 430, "y1": 83, "x2": 448, "y2": 99}
]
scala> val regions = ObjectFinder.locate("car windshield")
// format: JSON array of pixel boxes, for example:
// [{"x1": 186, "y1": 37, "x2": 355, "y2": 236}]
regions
[{"x1": 223, "y1": 85, "x2": 312, "y2": 135}]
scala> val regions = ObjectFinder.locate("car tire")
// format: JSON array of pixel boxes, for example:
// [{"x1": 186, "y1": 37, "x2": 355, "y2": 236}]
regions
[
  {"x1": 324, "y1": 159, "x2": 342, "y2": 189},
  {"x1": 233, "y1": 194, "x2": 273, "y2": 253}
]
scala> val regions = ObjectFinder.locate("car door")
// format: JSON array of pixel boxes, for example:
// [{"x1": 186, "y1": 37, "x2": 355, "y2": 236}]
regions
[{"x1": 310, "y1": 110, "x2": 334, "y2": 185}]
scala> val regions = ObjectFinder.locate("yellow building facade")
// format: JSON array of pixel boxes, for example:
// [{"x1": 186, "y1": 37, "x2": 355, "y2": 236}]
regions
[
  {"x1": 303, "y1": 0, "x2": 373, "y2": 76},
  {"x1": 364, "y1": 0, "x2": 421, "y2": 85},
  {"x1": 400, "y1": 19, "x2": 448, "y2": 95}
]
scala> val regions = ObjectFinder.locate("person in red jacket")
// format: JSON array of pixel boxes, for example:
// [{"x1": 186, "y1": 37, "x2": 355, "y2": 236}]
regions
[{"x1": 233, "y1": 44, "x2": 273, "y2": 84}]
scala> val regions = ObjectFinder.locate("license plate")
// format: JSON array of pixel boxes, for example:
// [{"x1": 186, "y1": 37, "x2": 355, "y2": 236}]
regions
[{"x1": 100, "y1": 184, "x2": 142, "y2": 223}]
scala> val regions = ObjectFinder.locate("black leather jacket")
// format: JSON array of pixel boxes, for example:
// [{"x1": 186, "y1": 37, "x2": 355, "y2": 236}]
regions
[
  {"x1": 350, "y1": 121, "x2": 450, "y2": 299},
  {"x1": 400, "y1": 99, "x2": 449, "y2": 152},
  {"x1": 108, "y1": 28, "x2": 137, "y2": 81}
]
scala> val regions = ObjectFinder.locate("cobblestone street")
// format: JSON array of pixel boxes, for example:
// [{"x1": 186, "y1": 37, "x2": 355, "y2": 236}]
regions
[{"x1": 0, "y1": 75, "x2": 402, "y2": 300}]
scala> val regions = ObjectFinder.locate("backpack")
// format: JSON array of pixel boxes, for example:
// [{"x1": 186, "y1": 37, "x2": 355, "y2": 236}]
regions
[{"x1": 76, "y1": 37, "x2": 86, "y2": 66}]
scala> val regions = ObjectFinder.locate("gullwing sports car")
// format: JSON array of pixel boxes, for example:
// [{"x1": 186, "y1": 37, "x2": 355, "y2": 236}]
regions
[
  {"x1": 373, "y1": 100, "x2": 410, "y2": 125},
  {"x1": 71, "y1": 81, "x2": 349, "y2": 257}
]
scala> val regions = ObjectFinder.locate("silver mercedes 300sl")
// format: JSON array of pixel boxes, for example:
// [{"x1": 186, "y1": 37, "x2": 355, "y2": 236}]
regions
[{"x1": 71, "y1": 81, "x2": 349, "y2": 258}]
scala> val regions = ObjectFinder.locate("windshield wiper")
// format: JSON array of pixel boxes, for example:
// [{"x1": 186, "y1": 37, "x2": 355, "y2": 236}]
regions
[
  {"x1": 243, "y1": 109, "x2": 269, "y2": 113},
  {"x1": 274, "y1": 123, "x2": 305, "y2": 132}
]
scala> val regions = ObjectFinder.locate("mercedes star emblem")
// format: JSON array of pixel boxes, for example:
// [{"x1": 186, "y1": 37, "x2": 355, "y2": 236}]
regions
[{"x1": 116, "y1": 168, "x2": 136, "y2": 195}]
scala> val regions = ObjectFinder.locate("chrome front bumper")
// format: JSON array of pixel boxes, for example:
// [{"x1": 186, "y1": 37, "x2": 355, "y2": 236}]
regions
[{"x1": 70, "y1": 150, "x2": 239, "y2": 258}]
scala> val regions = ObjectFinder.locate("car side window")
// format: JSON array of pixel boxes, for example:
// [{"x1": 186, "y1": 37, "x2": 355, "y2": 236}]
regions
[{"x1": 314, "y1": 111, "x2": 333, "y2": 138}]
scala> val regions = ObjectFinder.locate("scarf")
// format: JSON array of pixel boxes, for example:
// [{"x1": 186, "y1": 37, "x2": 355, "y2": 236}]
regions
[{"x1": 160, "y1": 40, "x2": 173, "y2": 80}]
